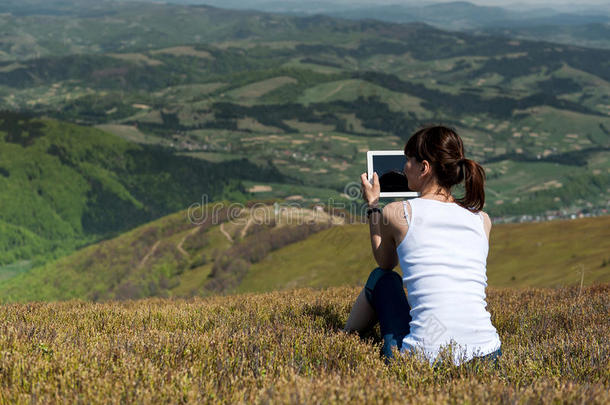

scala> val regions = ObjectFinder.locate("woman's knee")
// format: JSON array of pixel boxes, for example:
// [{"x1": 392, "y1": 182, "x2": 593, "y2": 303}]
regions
[
  {"x1": 364, "y1": 267, "x2": 403, "y2": 306},
  {"x1": 365, "y1": 267, "x2": 390, "y2": 305}
]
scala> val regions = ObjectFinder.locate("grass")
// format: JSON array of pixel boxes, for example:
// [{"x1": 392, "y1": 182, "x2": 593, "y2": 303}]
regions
[
  {"x1": 487, "y1": 216, "x2": 610, "y2": 287},
  {"x1": 227, "y1": 76, "x2": 298, "y2": 101},
  {"x1": 176, "y1": 151, "x2": 242, "y2": 163},
  {"x1": 509, "y1": 106, "x2": 610, "y2": 151},
  {"x1": 281, "y1": 58, "x2": 344, "y2": 74},
  {"x1": 95, "y1": 124, "x2": 166, "y2": 145},
  {"x1": 0, "y1": 284, "x2": 606, "y2": 403},
  {"x1": 154, "y1": 83, "x2": 225, "y2": 102},
  {"x1": 237, "y1": 224, "x2": 376, "y2": 293},
  {"x1": 298, "y1": 79, "x2": 427, "y2": 116},
  {"x1": 107, "y1": 53, "x2": 163, "y2": 66},
  {"x1": 0, "y1": 260, "x2": 33, "y2": 282},
  {"x1": 149, "y1": 46, "x2": 213, "y2": 59},
  {"x1": 485, "y1": 160, "x2": 578, "y2": 201}
]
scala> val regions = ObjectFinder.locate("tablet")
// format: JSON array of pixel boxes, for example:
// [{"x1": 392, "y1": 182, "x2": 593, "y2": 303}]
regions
[{"x1": 367, "y1": 151, "x2": 419, "y2": 198}]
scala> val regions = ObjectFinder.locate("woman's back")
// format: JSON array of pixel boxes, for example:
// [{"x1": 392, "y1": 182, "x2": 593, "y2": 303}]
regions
[{"x1": 397, "y1": 198, "x2": 501, "y2": 365}]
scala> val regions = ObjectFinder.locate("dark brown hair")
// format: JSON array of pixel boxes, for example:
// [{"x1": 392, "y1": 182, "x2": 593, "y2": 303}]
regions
[{"x1": 404, "y1": 125, "x2": 485, "y2": 212}]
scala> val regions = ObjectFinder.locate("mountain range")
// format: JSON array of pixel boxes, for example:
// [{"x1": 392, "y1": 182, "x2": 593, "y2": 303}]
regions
[{"x1": 0, "y1": 0, "x2": 608, "y2": 299}]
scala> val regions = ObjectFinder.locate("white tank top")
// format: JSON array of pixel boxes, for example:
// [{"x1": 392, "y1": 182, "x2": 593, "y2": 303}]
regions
[{"x1": 397, "y1": 198, "x2": 501, "y2": 365}]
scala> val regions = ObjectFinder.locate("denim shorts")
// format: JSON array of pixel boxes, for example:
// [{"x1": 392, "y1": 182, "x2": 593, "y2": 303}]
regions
[{"x1": 365, "y1": 267, "x2": 502, "y2": 366}]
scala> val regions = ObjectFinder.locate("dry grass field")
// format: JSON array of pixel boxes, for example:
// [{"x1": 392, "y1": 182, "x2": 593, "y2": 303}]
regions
[{"x1": 0, "y1": 284, "x2": 607, "y2": 403}]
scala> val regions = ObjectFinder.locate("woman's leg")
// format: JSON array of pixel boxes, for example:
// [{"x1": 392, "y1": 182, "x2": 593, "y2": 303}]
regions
[
  {"x1": 372, "y1": 270, "x2": 412, "y2": 359},
  {"x1": 343, "y1": 288, "x2": 377, "y2": 334},
  {"x1": 344, "y1": 268, "x2": 412, "y2": 360}
]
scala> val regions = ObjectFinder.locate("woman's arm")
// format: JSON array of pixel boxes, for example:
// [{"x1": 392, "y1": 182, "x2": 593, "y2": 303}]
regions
[
  {"x1": 360, "y1": 172, "x2": 398, "y2": 270},
  {"x1": 368, "y1": 208, "x2": 399, "y2": 270}
]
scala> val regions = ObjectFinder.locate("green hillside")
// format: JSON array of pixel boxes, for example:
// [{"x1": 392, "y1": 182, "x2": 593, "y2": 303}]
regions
[
  {"x1": 0, "y1": 203, "x2": 347, "y2": 302},
  {"x1": 0, "y1": 112, "x2": 284, "y2": 265},
  {"x1": 0, "y1": 1, "x2": 609, "y2": 279},
  {"x1": 1, "y1": 201, "x2": 607, "y2": 303},
  {"x1": 0, "y1": 1, "x2": 609, "y2": 219},
  {"x1": 240, "y1": 215, "x2": 610, "y2": 292}
]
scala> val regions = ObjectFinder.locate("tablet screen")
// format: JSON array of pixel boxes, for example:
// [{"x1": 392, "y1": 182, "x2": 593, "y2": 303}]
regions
[{"x1": 372, "y1": 154, "x2": 411, "y2": 192}]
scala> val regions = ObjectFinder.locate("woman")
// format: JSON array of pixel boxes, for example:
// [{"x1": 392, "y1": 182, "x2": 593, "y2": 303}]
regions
[{"x1": 344, "y1": 125, "x2": 502, "y2": 366}]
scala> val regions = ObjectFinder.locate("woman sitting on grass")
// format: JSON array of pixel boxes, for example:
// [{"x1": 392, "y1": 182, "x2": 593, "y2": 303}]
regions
[{"x1": 344, "y1": 125, "x2": 502, "y2": 366}]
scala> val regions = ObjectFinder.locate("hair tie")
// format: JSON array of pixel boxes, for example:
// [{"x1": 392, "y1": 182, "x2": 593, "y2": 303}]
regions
[{"x1": 458, "y1": 158, "x2": 467, "y2": 165}]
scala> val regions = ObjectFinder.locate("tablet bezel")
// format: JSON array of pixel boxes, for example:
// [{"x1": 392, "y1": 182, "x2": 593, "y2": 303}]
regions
[{"x1": 367, "y1": 150, "x2": 419, "y2": 198}]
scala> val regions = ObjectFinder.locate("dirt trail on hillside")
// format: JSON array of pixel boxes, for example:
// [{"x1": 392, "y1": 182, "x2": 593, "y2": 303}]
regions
[
  {"x1": 219, "y1": 223, "x2": 233, "y2": 243},
  {"x1": 240, "y1": 217, "x2": 254, "y2": 239},
  {"x1": 176, "y1": 227, "x2": 200, "y2": 257},
  {"x1": 138, "y1": 241, "x2": 160, "y2": 269},
  {"x1": 325, "y1": 82, "x2": 347, "y2": 100}
]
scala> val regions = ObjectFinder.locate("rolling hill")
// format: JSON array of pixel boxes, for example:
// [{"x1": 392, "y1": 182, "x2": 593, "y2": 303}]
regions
[
  {"x1": 239, "y1": 214, "x2": 610, "y2": 292},
  {"x1": 1, "y1": 201, "x2": 607, "y2": 303},
  {"x1": 0, "y1": 1, "x2": 609, "y2": 279},
  {"x1": 0, "y1": 202, "x2": 347, "y2": 302}
]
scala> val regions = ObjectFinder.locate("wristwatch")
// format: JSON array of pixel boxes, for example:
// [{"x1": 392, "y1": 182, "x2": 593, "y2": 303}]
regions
[{"x1": 366, "y1": 207, "x2": 382, "y2": 218}]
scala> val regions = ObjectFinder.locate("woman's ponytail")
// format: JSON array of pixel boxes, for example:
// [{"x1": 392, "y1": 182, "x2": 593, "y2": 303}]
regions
[
  {"x1": 405, "y1": 125, "x2": 487, "y2": 212},
  {"x1": 456, "y1": 158, "x2": 485, "y2": 212}
]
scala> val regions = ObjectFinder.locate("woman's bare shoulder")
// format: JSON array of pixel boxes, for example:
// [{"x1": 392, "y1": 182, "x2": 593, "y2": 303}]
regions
[
  {"x1": 383, "y1": 201, "x2": 410, "y2": 227},
  {"x1": 479, "y1": 211, "x2": 492, "y2": 239},
  {"x1": 479, "y1": 211, "x2": 491, "y2": 224}
]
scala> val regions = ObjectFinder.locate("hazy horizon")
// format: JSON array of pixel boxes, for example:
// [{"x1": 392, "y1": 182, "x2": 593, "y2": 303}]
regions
[{"x1": 163, "y1": 0, "x2": 610, "y2": 14}]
